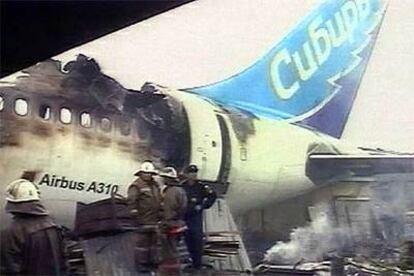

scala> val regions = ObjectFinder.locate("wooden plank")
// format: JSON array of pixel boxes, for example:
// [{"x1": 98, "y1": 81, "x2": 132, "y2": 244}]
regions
[{"x1": 203, "y1": 198, "x2": 252, "y2": 272}]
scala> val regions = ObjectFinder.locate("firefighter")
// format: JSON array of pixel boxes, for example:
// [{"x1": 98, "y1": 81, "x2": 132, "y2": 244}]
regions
[
  {"x1": 1, "y1": 179, "x2": 66, "y2": 275},
  {"x1": 127, "y1": 160, "x2": 163, "y2": 273},
  {"x1": 181, "y1": 164, "x2": 217, "y2": 271},
  {"x1": 157, "y1": 166, "x2": 188, "y2": 275}
]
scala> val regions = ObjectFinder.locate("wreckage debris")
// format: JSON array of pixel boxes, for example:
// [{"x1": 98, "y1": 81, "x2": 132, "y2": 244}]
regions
[
  {"x1": 262, "y1": 173, "x2": 414, "y2": 275},
  {"x1": 204, "y1": 232, "x2": 241, "y2": 258},
  {"x1": 251, "y1": 257, "x2": 414, "y2": 275}
]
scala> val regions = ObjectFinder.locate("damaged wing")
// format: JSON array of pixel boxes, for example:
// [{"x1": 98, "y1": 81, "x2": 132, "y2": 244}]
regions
[{"x1": 306, "y1": 147, "x2": 414, "y2": 183}]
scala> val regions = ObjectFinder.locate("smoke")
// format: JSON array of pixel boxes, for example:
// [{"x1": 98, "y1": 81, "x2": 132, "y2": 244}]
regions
[
  {"x1": 265, "y1": 174, "x2": 414, "y2": 264},
  {"x1": 264, "y1": 211, "x2": 349, "y2": 264}
]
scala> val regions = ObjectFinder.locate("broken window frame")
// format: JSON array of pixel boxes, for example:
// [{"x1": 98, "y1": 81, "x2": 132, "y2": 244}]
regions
[{"x1": 39, "y1": 104, "x2": 51, "y2": 120}]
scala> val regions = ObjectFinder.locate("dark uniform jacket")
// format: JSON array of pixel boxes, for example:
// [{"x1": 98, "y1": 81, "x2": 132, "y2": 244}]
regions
[
  {"x1": 0, "y1": 214, "x2": 65, "y2": 276},
  {"x1": 182, "y1": 180, "x2": 217, "y2": 269},
  {"x1": 182, "y1": 180, "x2": 217, "y2": 218},
  {"x1": 127, "y1": 178, "x2": 163, "y2": 226}
]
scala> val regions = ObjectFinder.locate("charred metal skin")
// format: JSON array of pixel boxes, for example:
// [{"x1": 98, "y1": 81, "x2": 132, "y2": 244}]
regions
[
  {"x1": 0, "y1": 56, "x2": 191, "y2": 227},
  {"x1": 0, "y1": 55, "x2": 189, "y2": 164}
]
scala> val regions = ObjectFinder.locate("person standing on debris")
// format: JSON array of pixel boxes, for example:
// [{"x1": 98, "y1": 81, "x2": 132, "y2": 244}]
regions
[
  {"x1": 181, "y1": 164, "x2": 217, "y2": 271},
  {"x1": 158, "y1": 166, "x2": 188, "y2": 275},
  {"x1": 127, "y1": 160, "x2": 163, "y2": 273},
  {"x1": 1, "y1": 179, "x2": 66, "y2": 275}
]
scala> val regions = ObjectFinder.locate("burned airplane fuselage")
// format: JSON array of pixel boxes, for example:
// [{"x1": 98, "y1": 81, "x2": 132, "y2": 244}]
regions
[
  {"x1": 0, "y1": 55, "x2": 339, "y2": 228},
  {"x1": 0, "y1": 56, "x2": 190, "y2": 226}
]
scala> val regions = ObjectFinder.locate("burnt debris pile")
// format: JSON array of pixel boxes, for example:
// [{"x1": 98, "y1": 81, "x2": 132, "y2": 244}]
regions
[{"x1": 263, "y1": 174, "x2": 414, "y2": 275}]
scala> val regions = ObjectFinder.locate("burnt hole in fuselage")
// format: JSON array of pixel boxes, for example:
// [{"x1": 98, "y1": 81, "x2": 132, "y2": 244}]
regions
[{"x1": 0, "y1": 56, "x2": 191, "y2": 170}]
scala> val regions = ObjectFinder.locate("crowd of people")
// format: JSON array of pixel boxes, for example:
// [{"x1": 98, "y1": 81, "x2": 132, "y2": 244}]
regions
[{"x1": 0, "y1": 161, "x2": 217, "y2": 275}]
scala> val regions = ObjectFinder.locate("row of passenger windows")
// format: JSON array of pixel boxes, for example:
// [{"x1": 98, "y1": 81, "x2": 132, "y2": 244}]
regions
[{"x1": 0, "y1": 96, "x2": 131, "y2": 135}]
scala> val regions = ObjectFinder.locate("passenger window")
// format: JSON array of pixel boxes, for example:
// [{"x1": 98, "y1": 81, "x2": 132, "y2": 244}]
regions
[
  {"x1": 14, "y1": 98, "x2": 28, "y2": 116},
  {"x1": 60, "y1": 107, "x2": 72, "y2": 124},
  {"x1": 101, "y1": 118, "x2": 112, "y2": 132},
  {"x1": 120, "y1": 120, "x2": 131, "y2": 136},
  {"x1": 80, "y1": 112, "x2": 92, "y2": 128},
  {"x1": 0, "y1": 95, "x2": 4, "y2": 111},
  {"x1": 39, "y1": 105, "x2": 51, "y2": 120}
]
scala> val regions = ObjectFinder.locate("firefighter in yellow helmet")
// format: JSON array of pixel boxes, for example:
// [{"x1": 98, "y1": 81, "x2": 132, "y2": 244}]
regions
[
  {"x1": 127, "y1": 161, "x2": 163, "y2": 273},
  {"x1": 1, "y1": 179, "x2": 66, "y2": 275}
]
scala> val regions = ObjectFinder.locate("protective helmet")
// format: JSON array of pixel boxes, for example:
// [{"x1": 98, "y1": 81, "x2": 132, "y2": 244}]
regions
[
  {"x1": 159, "y1": 167, "x2": 178, "y2": 179},
  {"x1": 134, "y1": 161, "x2": 158, "y2": 176},
  {"x1": 185, "y1": 164, "x2": 198, "y2": 173},
  {"x1": 6, "y1": 179, "x2": 40, "y2": 202}
]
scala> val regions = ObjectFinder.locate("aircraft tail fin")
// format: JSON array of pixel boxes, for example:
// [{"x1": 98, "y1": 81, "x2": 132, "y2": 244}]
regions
[{"x1": 189, "y1": 0, "x2": 388, "y2": 138}]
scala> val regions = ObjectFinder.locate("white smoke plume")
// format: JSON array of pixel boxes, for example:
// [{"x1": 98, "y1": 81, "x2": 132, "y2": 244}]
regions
[
  {"x1": 264, "y1": 175, "x2": 414, "y2": 265},
  {"x1": 264, "y1": 212, "x2": 349, "y2": 264}
]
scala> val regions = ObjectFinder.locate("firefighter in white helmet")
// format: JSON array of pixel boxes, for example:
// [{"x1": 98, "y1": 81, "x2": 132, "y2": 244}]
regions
[
  {"x1": 127, "y1": 160, "x2": 163, "y2": 273},
  {"x1": 159, "y1": 167, "x2": 187, "y2": 229},
  {"x1": 157, "y1": 166, "x2": 187, "y2": 275},
  {"x1": 1, "y1": 178, "x2": 65, "y2": 275}
]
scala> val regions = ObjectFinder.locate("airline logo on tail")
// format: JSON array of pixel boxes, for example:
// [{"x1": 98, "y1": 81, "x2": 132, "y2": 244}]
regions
[{"x1": 190, "y1": 0, "x2": 387, "y2": 137}]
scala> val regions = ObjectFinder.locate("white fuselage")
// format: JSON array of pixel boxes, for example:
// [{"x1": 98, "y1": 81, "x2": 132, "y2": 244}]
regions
[
  {"x1": 0, "y1": 88, "x2": 341, "y2": 228},
  {"x1": 170, "y1": 90, "x2": 339, "y2": 214}
]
